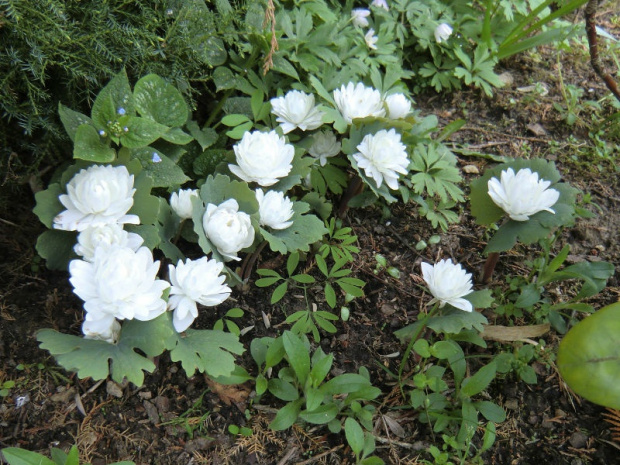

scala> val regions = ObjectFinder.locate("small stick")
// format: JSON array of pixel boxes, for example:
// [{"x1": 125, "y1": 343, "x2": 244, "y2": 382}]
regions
[
  {"x1": 295, "y1": 444, "x2": 344, "y2": 465},
  {"x1": 585, "y1": 0, "x2": 620, "y2": 103},
  {"x1": 276, "y1": 446, "x2": 299, "y2": 465}
]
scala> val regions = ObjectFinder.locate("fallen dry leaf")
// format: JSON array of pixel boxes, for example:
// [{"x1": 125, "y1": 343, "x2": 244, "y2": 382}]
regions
[
  {"x1": 481, "y1": 323, "x2": 550, "y2": 342},
  {"x1": 205, "y1": 376, "x2": 251, "y2": 409}
]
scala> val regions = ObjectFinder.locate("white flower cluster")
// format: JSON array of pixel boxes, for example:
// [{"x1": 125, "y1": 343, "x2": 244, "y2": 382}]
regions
[
  {"x1": 56, "y1": 165, "x2": 234, "y2": 342},
  {"x1": 255, "y1": 84, "x2": 415, "y2": 193},
  {"x1": 349, "y1": 2, "x2": 392, "y2": 51},
  {"x1": 332, "y1": 83, "x2": 413, "y2": 189}
]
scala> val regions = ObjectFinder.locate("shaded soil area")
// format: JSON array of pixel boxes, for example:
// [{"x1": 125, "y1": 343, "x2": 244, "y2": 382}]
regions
[{"x1": 2, "y1": 25, "x2": 620, "y2": 465}]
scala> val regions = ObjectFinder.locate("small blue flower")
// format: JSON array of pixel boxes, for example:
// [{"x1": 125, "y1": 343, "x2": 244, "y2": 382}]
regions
[
  {"x1": 152, "y1": 153, "x2": 162, "y2": 163},
  {"x1": 99, "y1": 130, "x2": 106, "y2": 137},
  {"x1": 117, "y1": 107, "x2": 126, "y2": 116},
  {"x1": 123, "y1": 127, "x2": 129, "y2": 132}
]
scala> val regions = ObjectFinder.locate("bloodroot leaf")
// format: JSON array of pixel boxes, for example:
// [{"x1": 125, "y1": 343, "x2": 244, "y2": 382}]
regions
[
  {"x1": 558, "y1": 302, "x2": 620, "y2": 409},
  {"x1": 166, "y1": 326, "x2": 244, "y2": 378}
]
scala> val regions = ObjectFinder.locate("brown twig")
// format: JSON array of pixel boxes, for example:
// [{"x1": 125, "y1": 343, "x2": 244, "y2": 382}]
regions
[
  {"x1": 295, "y1": 444, "x2": 344, "y2": 464},
  {"x1": 585, "y1": 0, "x2": 620, "y2": 103}
]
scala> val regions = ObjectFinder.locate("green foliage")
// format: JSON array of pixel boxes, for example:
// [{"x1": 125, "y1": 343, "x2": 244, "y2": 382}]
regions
[
  {"x1": 286, "y1": 306, "x2": 339, "y2": 343},
  {"x1": 405, "y1": 337, "x2": 505, "y2": 461},
  {"x1": 0, "y1": 0, "x2": 253, "y2": 170},
  {"x1": 558, "y1": 302, "x2": 620, "y2": 410},
  {"x1": 260, "y1": 202, "x2": 328, "y2": 255},
  {"x1": 495, "y1": 345, "x2": 539, "y2": 385},
  {"x1": 249, "y1": 331, "x2": 382, "y2": 462},
  {"x1": 213, "y1": 307, "x2": 244, "y2": 336},
  {"x1": 491, "y1": 241, "x2": 614, "y2": 331},
  {"x1": 37, "y1": 312, "x2": 243, "y2": 386},
  {"x1": 495, "y1": 0, "x2": 587, "y2": 60},
  {"x1": 1, "y1": 445, "x2": 134, "y2": 465},
  {"x1": 318, "y1": 218, "x2": 360, "y2": 263},
  {"x1": 256, "y1": 251, "x2": 364, "y2": 340}
]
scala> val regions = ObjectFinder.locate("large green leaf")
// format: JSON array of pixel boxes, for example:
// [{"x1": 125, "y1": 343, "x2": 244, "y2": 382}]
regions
[
  {"x1": 119, "y1": 116, "x2": 170, "y2": 148},
  {"x1": 131, "y1": 148, "x2": 190, "y2": 188},
  {"x1": 460, "y1": 361, "x2": 497, "y2": 398},
  {"x1": 37, "y1": 315, "x2": 172, "y2": 386},
  {"x1": 558, "y1": 303, "x2": 620, "y2": 409},
  {"x1": 133, "y1": 74, "x2": 189, "y2": 127},
  {"x1": 74, "y1": 125, "x2": 116, "y2": 162},
  {"x1": 35, "y1": 230, "x2": 77, "y2": 271},
  {"x1": 298, "y1": 403, "x2": 339, "y2": 425},
  {"x1": 270, "y1": 399, "x2": 304, "y2": 431},
  {"x1": 58, "y1": 103, "x2": 94, "y2": 142},
  {"x1": 282, "y1": 331, "x2": 310, "y2": 386},
  {"x1": 1, "y1": 447, "x2": 55, "y2": 465},
  {"x1": 91, "y1": 69, "x2": 134, "y2": 131},
  {"x1": 166, "y1": 326, "x2": 244, "y2": 378},
  {"x1": 33, "y1": 183, "x2": 63, "y2": 228},
  {"x1": 260, "y1": 202, "x2": 327, "y2": 254}
]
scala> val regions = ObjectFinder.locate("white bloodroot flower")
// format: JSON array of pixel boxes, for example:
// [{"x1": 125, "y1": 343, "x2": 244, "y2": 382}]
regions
[
  {"x1": 82, "y1": 315, "x2": 121, "y2": 344},
  {"x1": 74, "y1": 223, "x2": 143, "y2": 262},
  {"x1": 365, "y1": 29, "x2": 378, "y2": 50},
  {"x1": 333, "y1": 82, "x2": 386, "y2": 124},
  {"x1": 487, "y1": 168, "x2": 560, "y2": 221},
  {"x1": 371, "y1": 0, "x2": 389, "y2": 10},
  {"x1": 202, "y1": 199, "x2": 255, "y2": 261},
  {"x1": 53, "y1": 164, "x2": 139, "y2": 231},
  {"x1": 308, "y1": 130, "x2": 341, "y2": 166},
  {"x1": 270, "y1": 90, "x2": 325, "y2": 134},
  {"x1": 421, "y1": 259, "x2": 473, "y2": 312},
  {"x1": 170, "y1": 189, "x2": 200, "y2": 219},
  {"x1": 434, "y1": 23, "x2": 453, "y2": 43},
  {"x1": 167, "y1": 257, "x2": 231, "y2": 332},
  {"x1": 255, "y1": 189, "x2": 294, "y2": 230},
  {"x1": 384, "y1": 93, "x2": 412, "y2": 119},
  {"x1": 229, "y1": 130, "x2": 294, "y2": 186},
  {"x1": 352, "y1": 129, "x2": 409, "y2": 190},
  {"x1": 351, "y1": 8, "x2": 371, "y2": 27},
  {"x1": 69, "y1": 246, "x2": 170, "y2": 322}
]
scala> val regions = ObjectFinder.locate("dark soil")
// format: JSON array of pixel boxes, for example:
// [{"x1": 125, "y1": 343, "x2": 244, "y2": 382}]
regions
[{"x1": 2, "y1": 18, "x2": 620, "y2": 465}]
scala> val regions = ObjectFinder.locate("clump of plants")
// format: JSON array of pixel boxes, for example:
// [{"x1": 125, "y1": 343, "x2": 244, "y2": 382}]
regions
[{"x1": 4, "y1": 1, "x2": 616, "y2": 464}]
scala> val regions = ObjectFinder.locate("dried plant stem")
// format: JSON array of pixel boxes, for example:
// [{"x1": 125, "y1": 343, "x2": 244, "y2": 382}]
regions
[
  {"x1": 262, "y1": 0, "x2": 278, "y2": 75},
  {"x1": 585, "y1": 0, "x2": 620, "y2": 103}
]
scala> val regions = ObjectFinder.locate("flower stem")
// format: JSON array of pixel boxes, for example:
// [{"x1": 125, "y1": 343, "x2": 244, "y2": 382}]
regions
[
  {"x1": 398, "y1": 303, "x2": 440, "y2": 383},
  {"x1": 172, "y1": 219, "x2": 186, "y2": 245},
  {"x1": 337, "y1": 174, "x2": 364, "y2": 218},
  {"x1": 240, "y1": 240, "x2": 269, "y2": 282},
  {"x1": 481, "y1": 252, "x2": 500, "y2": 284}
]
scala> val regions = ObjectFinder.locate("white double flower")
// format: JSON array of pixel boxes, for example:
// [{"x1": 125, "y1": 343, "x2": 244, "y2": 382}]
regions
[
  {"x1": 421, "y1": 259, "x2": 473, "y2": 312},
  {"x1": 229, "y1": 130, "x2": 294, "y2": 186},
  {"x1": 353, "y1": 129, "x2": 409, "y2": 190},
  {"x1": 270, "y1": 90, "x2": 324, "y2": 134},
  {"x1": 202, "y1": 199, "x2": 255, "y2": 261},
  {"x1": 487, "y1": 168, "x2": 560, "y2": 221},
  {"x1": 54, "y1": 164, "x2": 139, "y2": 231},
  {"x1": 167, "y1": 257, "x2": 231, "y2": 332}
]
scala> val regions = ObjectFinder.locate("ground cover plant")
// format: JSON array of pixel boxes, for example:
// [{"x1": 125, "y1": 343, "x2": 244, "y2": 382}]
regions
[{"x1": 2, "y1": 0, "x2": 620, "y2": 464}]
